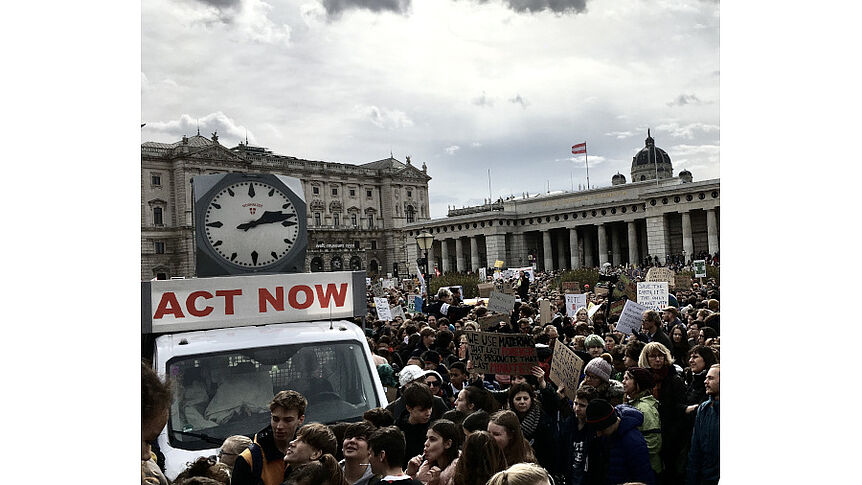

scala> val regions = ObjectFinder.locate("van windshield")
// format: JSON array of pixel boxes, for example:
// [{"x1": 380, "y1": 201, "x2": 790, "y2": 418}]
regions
[{"x1": 165, "y1": 340, "x2": 379, "y2": 450}]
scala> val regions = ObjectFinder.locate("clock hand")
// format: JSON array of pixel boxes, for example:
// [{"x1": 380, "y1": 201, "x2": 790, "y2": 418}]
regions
[{"x1": 236, "y1": 211, "x2": 291, "y2": 231}]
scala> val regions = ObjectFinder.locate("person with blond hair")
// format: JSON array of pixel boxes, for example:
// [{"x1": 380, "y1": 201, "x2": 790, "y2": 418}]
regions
[
  {"x1": 486, "y1": 462, "x2": 552, "y2": 485},
  {"x1": 638, "y1": 342, "x2": 687, "y2": 484}
]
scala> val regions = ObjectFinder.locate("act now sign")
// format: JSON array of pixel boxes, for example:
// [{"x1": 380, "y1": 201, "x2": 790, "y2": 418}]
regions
[{"x1": 142, "y1": 271, "x2": 367, "y2": 333}]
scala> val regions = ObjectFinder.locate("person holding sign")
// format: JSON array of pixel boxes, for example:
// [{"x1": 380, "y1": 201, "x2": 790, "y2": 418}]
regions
[
  {"x1": 506, "y1": 382, "x2": 556, "y2": 474},
  {"x1": 424, "y1": 288, "x2": 471, "y2": 323}
]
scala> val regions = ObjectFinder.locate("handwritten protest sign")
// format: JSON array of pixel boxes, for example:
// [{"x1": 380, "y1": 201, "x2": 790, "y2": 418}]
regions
[
  {"x1": 374, "y1": 297, "x2": 392, "y2": 321},
  {"x1": 693, "y1": 260, "x2": 707, "y2": 278},
  {"x1": 565, "y1": 294, "x2": 588, "y2": 317},
  {"x1": 595, "y1": 286, "x2": 609, "y2": 296},
  {"x1": 562, "y1": 281, "x2": 580, "y2": 293},
  {"x1": 478, "y1": 313, "x2": 510, "y2": 330},
  {"x1": 372, "y1": 282, "x2": 384, "y2": 297},
  {"x1": 495, "y1": 260, "x2": 505, "y2": 268},
  {"x1": 646, "y1": 267, "x2": 675, "y2": 286},
  {"x1": 540, "y1": 300, "x2": 552, "y2": 324},
  {"x1": 402, "y1": 279, "x2": 414, "y2": 293},
  {"x1": 674, "y1": 274, "x2": 692, "y2": 290},
  {"x1": 477, "y1": 283, "x2": 495, "y2": 298},
  {"x1": 616, "y1": 300, "x2": 649, "y2": 334},
  {"x1": 382, "y1": 279, "x2": 395, "y2": 290},
  {"x1": 549, "y1": 343, "x2": 585, "y2": 401},
  {"x1": 488, "y1": 291, "x2": 516, "y2": 315},
  {"x1": 465, "y1": 331, "x2": 537, "y2": 375},
  {"x1": 390, "y1": 305, "x2": 405, "y2": 320},
  {"x1": 637, "y1": 282, "x2": 669, "y2": 311},
  {"x1": 610, "y1": 299, "x2": 626, "y2": 317},
  {"x1": 479, "y1": 268, "x2": 487, "y2": 281}
]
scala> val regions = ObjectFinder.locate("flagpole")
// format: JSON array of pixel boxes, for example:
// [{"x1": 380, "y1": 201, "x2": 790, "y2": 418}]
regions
[{"x1": 585, "y1": 146, "x2": 590, "y2": 189}]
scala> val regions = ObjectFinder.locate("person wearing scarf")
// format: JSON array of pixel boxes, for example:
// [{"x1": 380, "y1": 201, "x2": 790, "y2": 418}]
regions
[{"x1": 507, "y1": 382, "x2": 556, "y2": 474}]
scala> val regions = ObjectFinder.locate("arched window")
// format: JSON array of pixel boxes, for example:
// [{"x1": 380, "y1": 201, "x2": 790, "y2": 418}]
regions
[
  {"x1": 369, "y1": 260, "x2": 379, "y2": 276},
  {"x1": 310, "y1": 257, "x2": 324, "y2": 272},
  {"x1": 330, "y1": 255, "x2": 343, "y2": 271},
  {"x1": 350, "y1": 256, "x2": 362, "y2": 270}
]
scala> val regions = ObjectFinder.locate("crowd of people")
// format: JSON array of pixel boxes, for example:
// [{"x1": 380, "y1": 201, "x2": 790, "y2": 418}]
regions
[{"x1": 143, "y1": 264, "x2": 720, "y2": 485}]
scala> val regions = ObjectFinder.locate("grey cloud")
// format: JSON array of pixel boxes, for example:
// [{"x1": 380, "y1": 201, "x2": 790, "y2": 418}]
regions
[
  {"x1": 667, "y1": 94, "x2": 705, "y2": 106},
  {"x1": 509, "y1": 94, "x2": 529, "y2": 108},
  {"x1": 470, "y1": 0, "x2": 588, "y2": 14},
  {"x1": 472, "y1": 92, "x2": 494, "y2": 107},
  {"x1": 321, "y1": 0, "x2": 412, "y2": 17},
  {"x1": 146, "y1": 112, "x2": 254, "y2": 146},
  {"x1": 193, "y1": 0, "x2": 240, "y2": 7}
]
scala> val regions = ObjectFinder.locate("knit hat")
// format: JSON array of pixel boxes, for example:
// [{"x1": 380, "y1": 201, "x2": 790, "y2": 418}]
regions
[
  {"x1": 398, "y1": 364, "x2": 426, "y2": 388},
  {"x1": 584, "y1": 357, "x2": 612, "y2": 383},
  {"x1": 585, "y1": 399, "x2": 617, "y2": 430},
  {"x1": 606, "y1": 379, "x2": 625, "y2": 402},
  {"x1": 584, "y1": 334, "x2": 605, "y2": 350},
  {"x1": 376, "y1": 363, "x2": 399, "y2": 388},
  {"x1": 626, "y1": 367, "x2": 655, "y2": 391}
]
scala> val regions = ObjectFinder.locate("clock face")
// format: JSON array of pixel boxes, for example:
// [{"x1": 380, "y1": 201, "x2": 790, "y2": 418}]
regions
[{"x1": 203, "y1": 180, "x2": 300, "y2": 268}]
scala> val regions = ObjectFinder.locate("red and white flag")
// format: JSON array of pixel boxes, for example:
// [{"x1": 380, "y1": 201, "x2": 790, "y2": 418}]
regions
[{"x1": 572, "y1": 142, "x2": 587, "y2": 155}]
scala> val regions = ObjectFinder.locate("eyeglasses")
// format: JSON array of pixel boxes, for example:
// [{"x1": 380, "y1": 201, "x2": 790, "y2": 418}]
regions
[{"x1": 426, "y1": 380, "x2": 441, "y2": 387}]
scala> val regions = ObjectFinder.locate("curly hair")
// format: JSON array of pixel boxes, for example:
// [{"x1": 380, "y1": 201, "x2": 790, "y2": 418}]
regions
[{"x1": 173, "y1": 456, "x2": 230, "y2": 485}]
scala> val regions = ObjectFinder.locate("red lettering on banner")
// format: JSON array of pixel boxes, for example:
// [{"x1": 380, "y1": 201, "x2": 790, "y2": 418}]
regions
[
  {"x1": 216, "y1": 289, "x2": 242, "y2": 315},
  {"x1": 259, "y1": 287, "x2": 285, "y2": 312},
  {"x1": 289, "y1": 285, "x2": 314, "y2": 309},
  {"x1": 153, "y1": 292, "x2": 184, "y2": 319},
  {"x1": 186, "y1": 291, "x2": 214, "y2": 317},
  {"x1": 315, "y1": 283, "x2": 348, "y2": 308},
  {"x1": 500, "y1": 348, "x2": 533, "y2": 357}
]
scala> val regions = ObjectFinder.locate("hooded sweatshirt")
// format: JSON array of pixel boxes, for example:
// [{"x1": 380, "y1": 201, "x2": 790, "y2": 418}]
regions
[{"x1": 594, "y1": 405, "x2": 655, "y2": 485}]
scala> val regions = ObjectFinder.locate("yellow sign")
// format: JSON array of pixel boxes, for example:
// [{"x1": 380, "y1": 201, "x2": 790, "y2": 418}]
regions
[{"x1": 494, "y1": 260, "x2": 504, "y2": 268}]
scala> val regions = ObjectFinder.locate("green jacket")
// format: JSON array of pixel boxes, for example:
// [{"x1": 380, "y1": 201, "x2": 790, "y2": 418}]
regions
[{"x1": 626, "y1": 390, "x2": 663, "y2": 475}]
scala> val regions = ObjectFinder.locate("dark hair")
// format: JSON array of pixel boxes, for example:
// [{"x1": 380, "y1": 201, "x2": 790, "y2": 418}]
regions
[
  {"x1": 367, "y1": 426, "x2": 407, "y2": 468},
  {"x1": 402, "y1": 382, "x2": 434, "y2": 409},
  {"x1": 701, "y1": 325, "x2": 718, "y2": 340},
  {"x1": 688, "y1": 345, "x2": 718, "y2": 368},
  {"x1": 344, "y1": 421, "x2": 376, "y2": 441},
  {"x1": 363, "y1": 407, "x2": 395, "y2": 428},
  {"x1": 142, "y1": 361, "x2": 171, "y2": 425},
  {"x1": 642, "y1": 310, "x2": 661, "y2": 326},
  {"x1": 534, "y1": 333, "x2": 550, "y2": 345},
  {"x1": 173, "y1": 456, "x2": 230, "y2": 485},
  {"x1": 327, "y1": 422, "x2": 350, "y2": 461},
  {"x1": 428, "y1": 419, "x2": 463, "y2": 465},
  {"x1": 603, "y1": 333, "x2": 620, "y2": 345},
  {"x1": 271, "y1": 390, "x2": 308, "y2": 416},
  {"x1": 420, "y1": 327, "x2": 437, "y2": 338},
  {"x1": 442, "y1": 409, "x2": 467, "y2": 424},
  {"x1": 624, "y1": 340, "x2": 646, "y2": 362},
  {"x1": 436, "y1": 329, "x2": 454, "y2": 348},
  {"x1": 575, "y1": 385, "x2": 599, "y2": 403},
  {"x1": 438, "y1": 317, "x2": 450, "y2": 327},
  {"x1": 462, "y1": 385, "x2": 495, "y2": 413},
  {"x1": 462, "y1": 410, "x2": 491, "y2": 434},
  {"x1": 296, "y1": 423, "x2": 338, "y2": 457},
  {"x1": 506, "y1": 383, "x2": 536, "y2": 415},
  {"x1": 283, "y1": 454, "x2": 346, "y2": 485},
  {"x1": 453, "y1": 431, "x2": 508, "y2": 485},
  {"x1": 449, "y1": 361, "x2": 467, "y2": 374}
]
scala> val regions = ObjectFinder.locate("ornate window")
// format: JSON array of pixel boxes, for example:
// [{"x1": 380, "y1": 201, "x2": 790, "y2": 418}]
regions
[
  {"x1": 154, "y1": 241, "x2": 165, "y2": 254},
  {"x1": 153, "y1": 207, "x2": 163, "y2": 226},
  {"x1": 406, "y1": 205, "x2": 415, "y2": 223}
]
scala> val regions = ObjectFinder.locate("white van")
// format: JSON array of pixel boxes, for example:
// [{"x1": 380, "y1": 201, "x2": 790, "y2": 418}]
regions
[{"x1": 143, "y1": 271, "x2": 387, "y2": 480}]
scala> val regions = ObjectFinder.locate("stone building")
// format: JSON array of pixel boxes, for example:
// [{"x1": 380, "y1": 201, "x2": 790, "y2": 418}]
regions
[
  {"x1": 141, "y1": 132, "x2": 431, "y2": 280},
  {"x1": 404, "y1": 133, "x2": 719, "y2": 273}
]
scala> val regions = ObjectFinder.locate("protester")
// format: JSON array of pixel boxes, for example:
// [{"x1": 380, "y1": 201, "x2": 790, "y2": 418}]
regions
[
  {"x1": 283, "y1": 422, "x2": 339, "y2": 482},
  {"x1": 686, "y1": 365, "x2": 720, "y2": 485},
  {"x1": 173, "y1": 457, "x2": 231, "y2": 485},
  {"x1": 487, "y1": 462, "x2": 553, "y2": 485},
  {"x1": 461, "y1": 410, "x2": 491, "y2": 438},
  {"x1": 339, "y1": 421, "x2": 377, "y2": 485},
  {"x1": 406, "y1": 419, "x2": 462, "y2": 485},
  {"x1": 585, "y1": 399, "x2": 655, "y2": 485},
  {"x1": 387, "y1": 366, "x2": 449, "y2": 422},
  {"x1": 669, "y1": 323, "x2": 691, "y2": 367},
  {"x1": 282, "y1": 454, "x2": 347, "y2": 485},
  {"x1": 142, "y1": 362, "x2": 171, "y2": 485},
  {"x1": 584, "y1": 334, "x2": 606, "y2": 358},
  {"x1": 622, "y1": 367, "x2": 663, "y2": 477},
  {"x1": 453, "y1": 384, "x2": 495, "y2": 415},
  {"x1": 363, "y1": 407, "x2": 395, "y2": 428},
  {"x1": 232, "y1": 390, "x2": 307, "y2": 485},
  {"x1": 487, "y1": 410, "x2": 537, "y2": 467},
  {"x1": 581, "y1": 357, "x2": 615, "y2": 402},
  {"x1": 218, "y1": 435, "x2": 252, "y2": 470},
  {"x1": 450, "y1": 430, "x2": 507, "y2": 485},
  {"x1": 506, "y1": 382, "x2": 555, "y2": 472},
  {"x1": 367, "y1": 426, "x2": 423, "y2": 483},
  {"x1": 635, "y1": 310, "x2": 673, "y2": 350},
  {"x1": 683, "y1": 345, "x2": 719, "y2": 414},
  {"x1": 558, "y1": 385, "x2": 599, "y2": 485},
  {"x1": 395, "y1": 383, "x2": 437, "y2": 460}
]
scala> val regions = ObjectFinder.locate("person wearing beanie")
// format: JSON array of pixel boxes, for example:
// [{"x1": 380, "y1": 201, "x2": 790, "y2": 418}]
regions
[
  {"x1": 581, "y1": 357, "x2": 615, "y2": 404},
  {"x1": 585, "y1": 399, "x2": 655, "y2": 485},
  {"x1": 622, "y1": 368, "x2": 663, "y2": 477},
  {"x1": 584, "y1": 334, "x2": 605, "y2": 358}
]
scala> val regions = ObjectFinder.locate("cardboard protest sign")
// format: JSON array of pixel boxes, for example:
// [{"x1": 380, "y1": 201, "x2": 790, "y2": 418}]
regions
[
  {"x1": 495, "y1": 260, "x2": 505, "y2": 268},
  {"x1": 637, "y1": 282, "x2": 669, "y2": 312},
  {"x1": 465, "y1": 331, "x2": 537, "y2": 376},
  {"x1": 402, "y1": 279, "x2": 414, "y2": 293},
  {"x1": 595, "y1": 286, "x2": 609, "y2": 296},
  {"x1": 694, "y1": 260, "x2": 707, "y2": 278},
  {"x1": 540, "y1": 300, "x2": 552, "y2": 324},
  {"x1": 646, "y1": 267, "x2": 675, "y2": 286},
  {"x1": 609, "y1": 299, "x2": 626, "y2": 317},
  {"x1": 674, "y1": 274, "x2": 692, "y2": 291},
  {"x1": 565, "y1": 294, "x2": 588, "y2": 317},
  {"x1": 382, "y1": 279, "x2": 395, "y2": 290},
  {"x1": 549, "y1": 343, "x2": 585, "y2": 401},
  {"x1": 588, "y1": 303, "x2": 603, "y2": 318},
  {"x1": 616, "y1": 300, "x2": 649, "y2": 334},
  {"x1": 488, "y1": 291, "x2": 516, "y2": 315},
  {"x1": 477, "y1": 283, "x2": 495, "y2": 298},
  {"x1": 390, "y1": 305, "x2": 405, "y2": 320},
  {"x1": 562, "y1": 281, "x2": 580, "y2": 292},
  {"x1": 372, "y1": 282, "x2": 384, "y2": 297},
  {"x1": 479, "y1": 268, "x2": 487, "y2": 281},
  {"x1": 374, "y1": 297, "x2": 392, "y2": 321},
  {"x1": 478, "y1": 313, "x2": 510, "y2": 330}
]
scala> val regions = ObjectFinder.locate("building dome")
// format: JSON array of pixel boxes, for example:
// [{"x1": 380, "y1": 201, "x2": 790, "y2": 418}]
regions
[
  {"x1": 611, "y1": 172, "x2": 627, "y2": 185},
  {"x1": 631, "y1": 129, "x2": 673, "y2": 182},
  {"x1": 679, "y1": 169, "x2": 693, "y2": 183}
]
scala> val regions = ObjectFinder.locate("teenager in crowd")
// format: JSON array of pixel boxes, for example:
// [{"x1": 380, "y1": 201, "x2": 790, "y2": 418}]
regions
[
  {"x1": 487, "y1": 410, "x2": 536, "y2": 467},
  {"x1": 405, "y1": 419, "x2": 462, "y2": 485},
  {"x1": 451, "y1": 431, "x2": 507, "y2": 485}
]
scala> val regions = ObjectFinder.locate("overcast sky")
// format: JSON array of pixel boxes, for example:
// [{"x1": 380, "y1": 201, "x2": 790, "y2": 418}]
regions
[{"x1": 142, "y1": 0, "x2": 720, "y2": 218}]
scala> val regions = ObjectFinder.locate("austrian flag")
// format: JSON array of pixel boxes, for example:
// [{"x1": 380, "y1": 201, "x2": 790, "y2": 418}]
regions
[{"x1": 572, "y1": 142, "x2": 587, "y2": 155}]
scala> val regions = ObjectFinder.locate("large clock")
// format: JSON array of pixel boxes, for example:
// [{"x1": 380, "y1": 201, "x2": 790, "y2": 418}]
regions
[{"x1": 193, "y1": 173, "x2": 308, "y2": 276}]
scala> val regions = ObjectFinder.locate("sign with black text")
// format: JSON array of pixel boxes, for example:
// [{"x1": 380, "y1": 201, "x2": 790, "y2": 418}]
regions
[
  {"x1": 488, "y1": 291, "x2": 516, "y2": 315},
  {"x1": 616, "y1": 300, "x2": 649, "y2": 335},
  {"x1": 465, "y1": 331, "x2": 537, "y2": 376},
  {"x1": 549, "y1": 343, "x2": 585, "y2": 400}
]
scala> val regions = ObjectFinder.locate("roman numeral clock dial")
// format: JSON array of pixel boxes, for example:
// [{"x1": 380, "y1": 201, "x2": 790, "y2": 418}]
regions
[{"x1": 203, "y1": 180, "x2": 300, "y2": 268}]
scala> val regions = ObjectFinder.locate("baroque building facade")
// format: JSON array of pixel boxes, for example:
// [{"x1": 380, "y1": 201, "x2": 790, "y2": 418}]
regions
[
  {"x1": 141, "y1": 132, "x2": 431, "y2": 280},
  {"x1": 404, "y1": 133, "x2": 719, "y2": 273}
]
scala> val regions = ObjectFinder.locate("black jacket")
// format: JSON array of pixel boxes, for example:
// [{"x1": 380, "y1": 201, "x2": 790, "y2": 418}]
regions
[{"x1": 232, "y1": 425, "x2": 285, "y2": 485}]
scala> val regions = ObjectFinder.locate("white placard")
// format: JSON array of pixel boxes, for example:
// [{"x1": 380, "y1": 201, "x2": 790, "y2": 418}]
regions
[
  {"x1": 390, "y1": 305, "x2": 405, "y2": 320},
  {"x1": 616, "y1": 300, "x2": 649, "y2": 335},
  {"x1": 488, "y1": 291, "x2": 516, "y2": 315},
  {"x1": 479, "y1": 268, "x2": 487, "y2": 281},
  {"x1": 513, "y1": 266, "x2": 535, "y2": 282},
  {"x1": 637, "y1": 282, "x2": 669, "y2": 312},
  {"x1": 382, "y1": 278, "x2": 395, "y2": 290},
  {"x1": 374, "y1": 297, "x2": 392, "y2": 321},
  {"x1": 694, "y1": 260, "x2": 707, "y2": 278},
  {"x1": 565, "y1": 294, "x2": 588, "y2": 317}
]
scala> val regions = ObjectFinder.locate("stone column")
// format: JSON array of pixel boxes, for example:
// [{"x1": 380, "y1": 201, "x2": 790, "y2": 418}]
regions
[
  {"x1": 597, "y1": 224, "x2": 608, "y2": 266},
  {"x1": 470, "y1": 236, "x2": 480, "y2": 273},
  {"x1": 682, "y1": 211, "x2": 694, "y2": 264},
  {"x1": 627, "y1": 221, "x2": 638, "y2": 265},
  {"x1": 557, "y1": 231, "x2": 568, "y2": 270},
  {"x1": 584, "y1": 229, "x2": 594, "y2": 267},
  {"x1": 455, "y1": 238, "x2": 465, "y2": 273},
  {"x1": 543, "y1": 231, "x2": 554, "y2": 271},
  {"x1": 569, "y1": 228, "x2": 581, "y2": 269},
  {"x1": 611, "y1": 226, "x2": 621, "y2": 267},
  {"x1": 706, "y1": 209, "x2": 719, "y2": 254},
  {"x1": 441, "y1": 239, "x2": 449, "y2": 274},
  {"x1": 646, "y1": 215, "x2": 669, "y2": 265},
  {"x1": 485, "y1": 233, "x2": 506, "y2": 268},
  {"x1": 511, "y1": 232, "x2": 527, "y2": 267}
]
